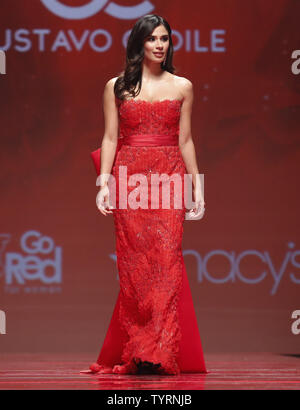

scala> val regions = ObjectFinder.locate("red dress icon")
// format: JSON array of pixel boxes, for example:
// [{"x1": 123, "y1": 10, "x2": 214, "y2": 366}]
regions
[{"x1": 87, "y1": 98, "x2": 207, "y2": 375}]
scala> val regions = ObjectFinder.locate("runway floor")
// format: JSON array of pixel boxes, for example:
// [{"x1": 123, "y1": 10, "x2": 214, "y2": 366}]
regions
[{"x1": 0, "y1": 352, "x2": 299, "y2": 390}]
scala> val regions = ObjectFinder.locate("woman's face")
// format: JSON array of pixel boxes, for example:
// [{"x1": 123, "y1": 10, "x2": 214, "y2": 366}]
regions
[{"x1": 143, "y1": 25, "x2": 170, "y2": 64}]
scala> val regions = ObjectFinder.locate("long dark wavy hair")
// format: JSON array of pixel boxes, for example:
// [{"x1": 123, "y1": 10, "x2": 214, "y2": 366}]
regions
[{"x1": 114, "y1": 14, "x2": 176, "y2": 101}]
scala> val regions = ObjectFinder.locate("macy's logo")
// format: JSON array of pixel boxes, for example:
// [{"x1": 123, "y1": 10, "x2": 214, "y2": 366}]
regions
[{"x1": 41, "y1": 0, "x2": 155, "y2": 20}]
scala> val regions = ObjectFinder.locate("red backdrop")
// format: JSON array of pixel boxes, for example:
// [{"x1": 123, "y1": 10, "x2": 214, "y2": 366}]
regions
[{"x1": 0, "y1": 0, "x2": 300, "y2": 354}]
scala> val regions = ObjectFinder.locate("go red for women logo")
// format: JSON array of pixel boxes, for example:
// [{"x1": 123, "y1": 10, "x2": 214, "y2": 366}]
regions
[{"x1": 41, "y1": 0, "x2": 155, "y2": 20}]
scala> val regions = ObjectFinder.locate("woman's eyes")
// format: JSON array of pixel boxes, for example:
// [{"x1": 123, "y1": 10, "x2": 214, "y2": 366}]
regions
[{"x1": 148, "y1": 36, "x2": 169, "y2": 42}]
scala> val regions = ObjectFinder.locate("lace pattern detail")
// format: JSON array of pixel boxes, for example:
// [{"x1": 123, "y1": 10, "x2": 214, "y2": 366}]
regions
[
  {"x1": 119, "y1": 99, "x2": 182, "y2": 141},
  {"x1": 114, "y1": 207, "x2": 185, "y2": 374}
]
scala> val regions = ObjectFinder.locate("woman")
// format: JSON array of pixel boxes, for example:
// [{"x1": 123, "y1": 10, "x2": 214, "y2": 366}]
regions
[{"x1": 88, "y1": 14, "x2": 207, "y2": 375}]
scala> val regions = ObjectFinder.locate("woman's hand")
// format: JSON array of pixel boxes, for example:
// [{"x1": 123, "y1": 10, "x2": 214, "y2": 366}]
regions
[
  {"x1": 185, "y1": 186, "x2": 205, "y2": 220},
  {"x1": 96, "y1": 185, "x2": 113, "y2": 216}
]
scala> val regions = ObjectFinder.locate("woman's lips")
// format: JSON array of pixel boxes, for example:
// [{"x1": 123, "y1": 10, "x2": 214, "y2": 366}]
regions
[{"x1": 153, "y1": 53, "x2": 164, "y2": 57}]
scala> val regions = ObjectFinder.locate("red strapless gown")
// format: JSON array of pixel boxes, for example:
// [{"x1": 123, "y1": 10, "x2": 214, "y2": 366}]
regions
[{"x1": 86, "y1": 99, "x2": 207, "y2": 375}]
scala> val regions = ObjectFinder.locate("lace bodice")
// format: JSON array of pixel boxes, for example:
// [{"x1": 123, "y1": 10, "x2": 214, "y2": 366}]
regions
[{"x1": 118, "y1": 99, "x2": 183, "y2": 140}]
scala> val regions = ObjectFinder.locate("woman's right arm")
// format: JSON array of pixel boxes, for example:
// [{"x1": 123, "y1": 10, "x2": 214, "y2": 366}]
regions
[
  {"x1": 98, "y1": 77, "x2": 119, "y2": 188},
  {"x1": 96, "y1": 78, "x2": 119, "y2": 216}
]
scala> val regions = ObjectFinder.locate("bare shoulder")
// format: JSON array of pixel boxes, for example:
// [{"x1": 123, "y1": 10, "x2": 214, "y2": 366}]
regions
[
  {"x1": 104, "y1": 76, "x2": 118, "y2": 92},
  {"x1": 175, "y1": 75, "x2": 193, "y2": 97},
  {"x1": 168, "y1": 74, "x2": 193, "y2": 99},
  {"x1": 103, "y1": 76, "x2": 120, "y2": 105}
]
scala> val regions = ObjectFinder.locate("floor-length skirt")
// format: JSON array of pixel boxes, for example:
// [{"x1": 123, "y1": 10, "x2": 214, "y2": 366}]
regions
[{"x1": 89, "y1": 144, "x2": 207, "y2": 375}]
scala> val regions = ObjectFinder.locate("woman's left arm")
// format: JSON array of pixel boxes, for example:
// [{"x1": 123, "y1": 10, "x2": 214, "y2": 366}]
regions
[{"x1": 178, "y1": 78, "x2": 205, "y2": 218}]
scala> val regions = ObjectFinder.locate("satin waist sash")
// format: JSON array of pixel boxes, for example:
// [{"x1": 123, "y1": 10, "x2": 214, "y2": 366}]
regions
[{"x1": 122, "y1": 133, "x2": 178, "y2": 147}]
